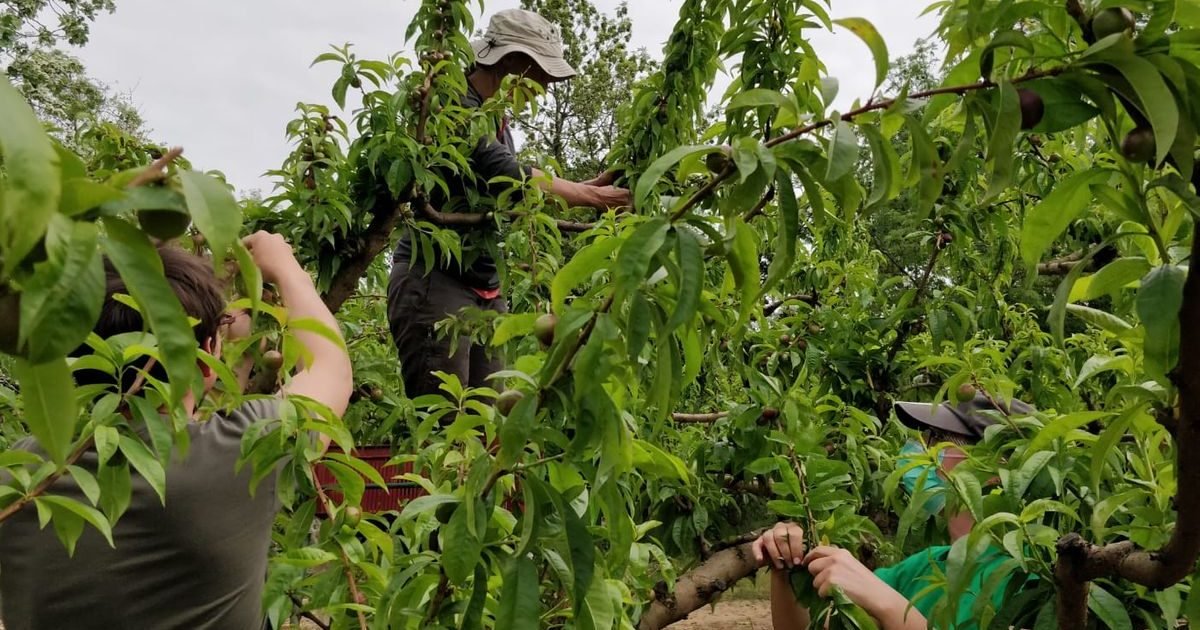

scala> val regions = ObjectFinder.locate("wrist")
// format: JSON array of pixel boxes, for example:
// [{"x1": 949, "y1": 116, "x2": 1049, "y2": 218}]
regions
[{"x1": 865, "y1": 589, "x2": 912, "y2": 624}]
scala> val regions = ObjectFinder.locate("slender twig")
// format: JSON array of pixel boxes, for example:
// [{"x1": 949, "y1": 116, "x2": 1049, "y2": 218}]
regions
[
  {"x1": 289, "y1": 593, "x2": 332, "y2": 630},
  {"x1": 417, "y1": 202, "x2": 596, "y2": 233},
  {"x1": 126, "y1": 146, "x2": 184, "y2": 188},
  {"x1": 743, "y1": 186, "x2": 776, "y2": 222},
  {"x1": 666, "y1": 66, "x2": 1068, "y2": 223},
  {"x1": 764, "y1": 294, "x2": 818, "y2": 316},
  {"x1": 309, "y1": 466, "x2": 369, "y2": 630},
  {"x1": 671, "y1": 412, "x2": 729, "y2": 424}
]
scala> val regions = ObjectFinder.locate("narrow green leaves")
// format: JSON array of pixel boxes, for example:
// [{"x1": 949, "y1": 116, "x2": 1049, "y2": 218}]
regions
[
  {"x1": 861, "y1": 125, "x2": 900, "y2": 208},
  {"x1": 441, "y1": 502, "x2": 484, "y2": 585},
  {"x1": 985, "y1": 81, "x2": 1022, "y2": 199},
  {"x1": 100, "y1": 217, "x2": 199, "y2": 399},
  {"x1": 496, "y1": 554, "x2": 540, "y2": 630},
  {"x1": 762, "y1": 170, "x2": 798, "y2": 297},
  {"x1": 1070, "y1": 257, "x2": 1151, "y2": 302},
  {"x1": 18, "y1": 218, "x2": 103, "y2": 363},
  {"x1": 0, "y1": 74, "x2": 61, "y2": 275},
  {"x1": 1088, "y1": 54, "x2": 1180, "y2": 165},
  {"x1": 979, "y1": 31, "x2": 1033, "y2": 80},
  {"x1": 12, "y1": 357, "x2": 77, "y2": 465},
  {"x1": 634, "y1": 145, "x2": 718, "y2": 211},
  {"x1": 1137, "y1": 265, "x2": 1187, "y2": 381},
  {"x1": 119, "y1": 435, "x2": 167, "y2": 503},
  {"x1": 613, "y1": 218, "x2": 669, "y2": 305},
  {"x1": 1020, "y1": 170, "x2": 1109, "y2": 268},
  {"x1": 551, "y1": 237, "x2": 619, "y2": 314},
  {"x1": 727, "y1": 217, "x2": 759, "y2": 328},
  {"x1": 825, "y1": 121, "x2": 858, "y2": 182},
  {"x1": 834, "y1": 18, "x2": 888, "y2": 90},
  {"x1": 178, "y1": 171, "x2": 242, "y2": 263},
  {"x1": 665, "y1": 228, "x2": 702, "y2": 333}
]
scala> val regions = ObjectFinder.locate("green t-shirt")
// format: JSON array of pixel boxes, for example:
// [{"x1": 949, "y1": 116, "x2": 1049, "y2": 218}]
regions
[{"x1": 874, "y1": 546, "x2": 1014, "y2": 629}]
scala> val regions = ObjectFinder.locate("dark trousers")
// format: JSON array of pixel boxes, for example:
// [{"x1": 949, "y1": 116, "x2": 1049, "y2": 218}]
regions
[{"x1": 387, "y1": 262, "x2": 506, "y2": 399}]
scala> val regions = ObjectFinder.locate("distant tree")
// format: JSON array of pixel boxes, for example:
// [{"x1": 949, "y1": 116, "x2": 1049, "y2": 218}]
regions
[
  {"x1": 0, "y1": 0, "x2": 116, "y2": 58},
  {"x1": 515, "y1": 0, "x2": 656, "y2": 181},
  {"x1": 6, "y1": 47, "x2": 147, "y2": 154}
]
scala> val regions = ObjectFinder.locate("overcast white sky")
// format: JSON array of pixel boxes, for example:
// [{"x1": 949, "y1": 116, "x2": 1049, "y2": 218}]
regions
[{"x1": 74, "y1": 0, "x2": 938, "y2": 194}]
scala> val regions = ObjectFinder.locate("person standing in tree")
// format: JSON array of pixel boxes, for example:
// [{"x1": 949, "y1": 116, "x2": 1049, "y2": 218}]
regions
[
  {"x1": 755, "y1": 394, "x2": 1035, "y2": 630},
  {"x1": 0, "y1": 232, "x2": 353, "y2": 630},
  {"x1": 388, "y1": 8, "x2": 631, "y2": 399}
]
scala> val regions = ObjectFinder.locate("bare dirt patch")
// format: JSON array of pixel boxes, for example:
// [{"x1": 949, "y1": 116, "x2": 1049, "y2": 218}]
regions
[{"x1": 669, "y1": 599, "x2": 772, "y2": 629}]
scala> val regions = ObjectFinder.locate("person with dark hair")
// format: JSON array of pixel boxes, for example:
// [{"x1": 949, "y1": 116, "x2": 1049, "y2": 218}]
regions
[
  {"x1": 755, "y1": 393, "x2": 1035, "y2": 630},
  {"x1": 388, "y1": 8, "x2": 631, "y2": 399},
  {"x1": 0, "y1": 231, "x2": 353, "y2": 630}
]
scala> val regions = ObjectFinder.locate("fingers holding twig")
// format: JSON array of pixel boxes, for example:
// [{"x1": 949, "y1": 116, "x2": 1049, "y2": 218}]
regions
[{"x1": 127, "y1": 146, "x2": 185, "y2": 188}]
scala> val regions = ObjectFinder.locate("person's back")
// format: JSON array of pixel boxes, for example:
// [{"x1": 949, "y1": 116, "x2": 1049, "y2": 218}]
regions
[
  {"x1": 0, "y1": 232, "x2": 352, "y2": 630},
  {"x1": 0, "y1": 400, "x2": 279, "y2": 630}
]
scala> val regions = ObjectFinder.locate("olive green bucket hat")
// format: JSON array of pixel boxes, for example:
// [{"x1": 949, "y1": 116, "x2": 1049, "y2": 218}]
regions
[{"x1": 471, "y1": 9, "x2": 577, "y2": 80}]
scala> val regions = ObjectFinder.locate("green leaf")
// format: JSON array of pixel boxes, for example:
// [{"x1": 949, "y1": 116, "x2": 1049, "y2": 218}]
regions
[
  {"x1": 59, "y1": 179, "x2": 123, "y2": 218},
  {"x1": 1007, "y1": 451, "x2": 1055, "y2": 500},
  {"x1": 984, "y1": 81, "x2": 1022, "y2": 200},
  {"x1": 1088, "y1": 583, "x2": 1133, "y2": 630},
  {"x1": 1020, "y1": 170, "x2": 1109, "y2": 268},
  {"x1": 0, "y1": 74, "x2": 61, "y2": 274},
  {"x1": 728, "y1": 89, "x2": 788, "y2": 111},
  {"x1": 231, "y1": 240, "x2": 263, "y2": 316},
  {"x1": 904, "y1": 115, "x2": 941, "y2": 216},
  {"x1": 1090, "y1": 408, "x2": 1138, "y2": 495},
  {"x1": 1088, "y1": 53, "x2": 1180, "y2": 165},
  {"x1": 19, "y1": 218, "x2": 104, "y2": 363},
  {"x1": 97, "y1": 461, "x2": 132, "y2": 522},
  {"x1": 1137, "y1": 265, "x2": 1187, "y2": 381},
  {"x1": 118, "y1": 435, "x2": 167, "y2": 503},
  {"x1": 441, "y1": 501, "x2": 483, "y2": 585},
  {"x1": 861, "y1": 125, "x2": 900, "y2": 208},
  {"x1": 462, "y1": 564, "x2": 488, "y2": 630},
  {"x1": 665, "y1": 228, "x2": 702, "y2": 333},
  {"x1": 39, "y1": 495, "x2": 114, "y2": 548},
  {"x1": 496, "y1": 554, "x2": 540, "y2": 630},
  {"x1": 322, "y1": 460, "x2": 366, "y2": 506},
  {"x1": 727, "y1": 218, "x2": 760, "y2": 327},
  {"x1": 825, "y1": 120, "x2": 858, "y2": 182},
  {"x1": 551, "y1": 237, "x2": 619, "y2": 314},
  {"x1": 324, "y1": 452, "x2": 388, "y2": 491},
  {"x1": 13, "y1": 357, "x2": 77, "y2": 465},
  {"x1": 67, "y1": 464, "x2": 101, "y2": 506},
  {"x1": 613, "y1": 218, "x2": 669, "y2": 304},
  {"x1": 178, "y1": 171, "x2": 242, "y2": 262},
  {"x1": 979, "y1": 30, "x2": 1034, "y2": 79},
  {"x1": 834, "y1": 18, "x2": 889, "y2": 89},
  {"x1": 101, "y1": 217, "x2": 199, "y2": 400},
  {"x1": 635, "y1": 145, "x2": 719, "y2": 211},
  {"x1": 498, "y1": 394, "x2": 537, "y2": 468},
  {"x1": 1026, "y1": 78, "x2": 1101, "y2": 134},
  {"x1": 1066, "y1": 304, "x2": 1133, "y2": 334},
  {"x1": 493, "y1": 312, "x2": 539, "y2": 347},
  {"x1": 1049, "y1": 243, "x2": 1109, "y2": 345},
  {"x1": 792, "y1": 163, "x2": 827, "y2": 228},
  {"x1": 762, "y1": 170, "x2": 799, "y2": 296},
  {"x1": 1071, "y1": 257, "x2": 1151, "y2": 302}
]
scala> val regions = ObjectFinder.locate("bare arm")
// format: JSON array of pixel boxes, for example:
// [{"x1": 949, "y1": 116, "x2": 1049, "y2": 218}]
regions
[
  {"x1": 243, "y1": 232, "x2": 353, "y2": 445},
  {"x1": 530, "y1": 168, "x2": 631, "y2": 211},
  {"x1": 770, "y1": 570, "x2": 811, "y2": 630}
]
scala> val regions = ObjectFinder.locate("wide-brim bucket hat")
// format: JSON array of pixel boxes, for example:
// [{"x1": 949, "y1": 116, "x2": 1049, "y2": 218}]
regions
[
  {"x1": 471, "y1": 9, "x2": 577, "y2": 81},
  {"x1": 895, "y1": 392, "x2": 1035, "y2": 440}
]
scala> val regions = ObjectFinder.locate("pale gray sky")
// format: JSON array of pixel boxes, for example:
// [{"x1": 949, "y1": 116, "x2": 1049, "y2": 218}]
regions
[{"x1": 75, "y1": 0, "x2": 938, "y2": 194}]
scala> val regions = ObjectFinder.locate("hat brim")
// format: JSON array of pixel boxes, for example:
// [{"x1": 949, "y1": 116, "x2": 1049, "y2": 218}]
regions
[
  {"x1": 471, "y1": 39, "x2": 577, "y2": 80},
  {"x1": 894, "y1": 402, "x2": 974, "y2": 437}
]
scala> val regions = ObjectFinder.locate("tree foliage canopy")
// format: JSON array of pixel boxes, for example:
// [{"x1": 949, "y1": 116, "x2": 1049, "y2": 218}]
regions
[{"x1": 3, "y1": 0, "x2": 1200, "y2": 629}]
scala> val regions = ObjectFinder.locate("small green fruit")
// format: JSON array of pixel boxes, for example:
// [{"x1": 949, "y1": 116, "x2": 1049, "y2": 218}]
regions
[
  {"x1": 369, "y1": 386, "x2": 384, "y2": 402},
  {"x1": 534, "y1": 313, "x2": 557, "y2": 347},
  {"x1": 1091, "y1": 7, "x2": 1136, "y2": 40},
  {"x1": 1121, "y1": 127, "x2": 1155, "y2": 163},
  {"x1": 705, "y1": 150, "x2": 733, "y2": 175},
  {"x1": 137, "y1": 209, "x2": 191, "y2": 240},
  {"x1": 344, "y1": 506, "x2": 362, "y2": 528},
  {"x1": 1018, "y1": 89, "x2": 1044, "y2": 131},
  {"x1": 495, "y1": 389, "x2": 524, "y2": 416},
  {"x1": 955, "y1": 383, "x2": 976, "y2": 403},
  {"x1": 262, "y1": 350, "x2": 284, "y2": 371}
]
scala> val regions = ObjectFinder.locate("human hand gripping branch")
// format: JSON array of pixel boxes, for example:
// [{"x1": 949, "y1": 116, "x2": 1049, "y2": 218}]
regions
[
  {"x1": 752, "y1": 523, "x2": 927, "y2": 630},
  {"x1": 242, "y1": 231, "x2": 353, "y2": 448}
]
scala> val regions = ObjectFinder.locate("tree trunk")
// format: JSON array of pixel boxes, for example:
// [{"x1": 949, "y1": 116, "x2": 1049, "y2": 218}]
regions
[{"x1": 637, "y1": 541, "x2": 760, "y2": 630}]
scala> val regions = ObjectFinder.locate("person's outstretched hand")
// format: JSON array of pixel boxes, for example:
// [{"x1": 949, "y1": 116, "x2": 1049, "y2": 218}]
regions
[
  {"x1": 803, "y1": 546, "x2": 912, "y2": 621},
  {"x1": 243, "y1": 231, "x2": 305, "y2": 285},
  {"x1": 583, "y1": 168, "x2": 620, "y2": 187},
  {"x1": 591, "y1": 185, "x2": 632, "y2": 211},
  {"x1": 752, "y1": 522, "x2": 806, "y2": 570}
]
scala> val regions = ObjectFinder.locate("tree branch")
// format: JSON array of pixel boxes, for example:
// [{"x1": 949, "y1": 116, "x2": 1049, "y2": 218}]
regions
[
  {"x1": 321, "y1": 198, "x2": 404, "y2": 314},
  {"x1": 1054, "y1": 219, "x2": 1200, "y2": 626},
  {"x1": 764, "y1": 294, "x2": 818, "y2": 316},
  {"x1": 636, "y1": 540, "x2": 760, "y2": 630},
  {"x1": 671, "y1": 412, "x2": 728, "y2": 424}
]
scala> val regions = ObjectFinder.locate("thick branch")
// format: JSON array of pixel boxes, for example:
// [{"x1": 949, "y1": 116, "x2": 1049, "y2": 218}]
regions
[
  {"x1": 764, "y1": 294, "x2": 818, "y2": 316},
  {"x1": 1054, "y1": 220, "x2": 1200, "y2": 626},
  {"x1": 671, "y1": 412, "x2": 728, "y2": 424},
  {"x1": 417, "y1": 203, "x2": 596, "y2": 233},
  {"x1": 321, "y1": 199, "x2": 404, "y2": 314},
  {"x1": 636, "y1": 541, "x2": 760, "y2": 630}
]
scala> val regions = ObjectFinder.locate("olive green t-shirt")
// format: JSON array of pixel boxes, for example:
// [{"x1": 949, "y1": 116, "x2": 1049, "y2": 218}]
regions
[
  {"x1": 0, "y1": 398, "x2": 281, "y2": 630},
  {"x1": 874, "y1": 546, "x2": 1014, "y2": 630}
]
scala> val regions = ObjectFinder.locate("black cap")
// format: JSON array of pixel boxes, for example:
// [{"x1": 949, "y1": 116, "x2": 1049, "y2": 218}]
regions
[{"x1": 894, "y1": 392, "x2": 1034, "y2": 440}]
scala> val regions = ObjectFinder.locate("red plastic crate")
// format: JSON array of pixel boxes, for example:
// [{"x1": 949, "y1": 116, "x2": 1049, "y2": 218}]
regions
[{"x1": 313, "y1": 446, "x2": 425, "y2": 515}]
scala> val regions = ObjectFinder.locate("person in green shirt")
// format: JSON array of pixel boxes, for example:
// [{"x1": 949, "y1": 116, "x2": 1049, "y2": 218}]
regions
[{"x1": 754, "y1": 393, "x2": 1033, "y2": 629}]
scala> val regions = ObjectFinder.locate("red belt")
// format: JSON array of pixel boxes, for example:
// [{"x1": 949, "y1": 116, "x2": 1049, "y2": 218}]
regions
[{"x1": 472, "y1": 287, "x2": 501, "y2": 300}]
